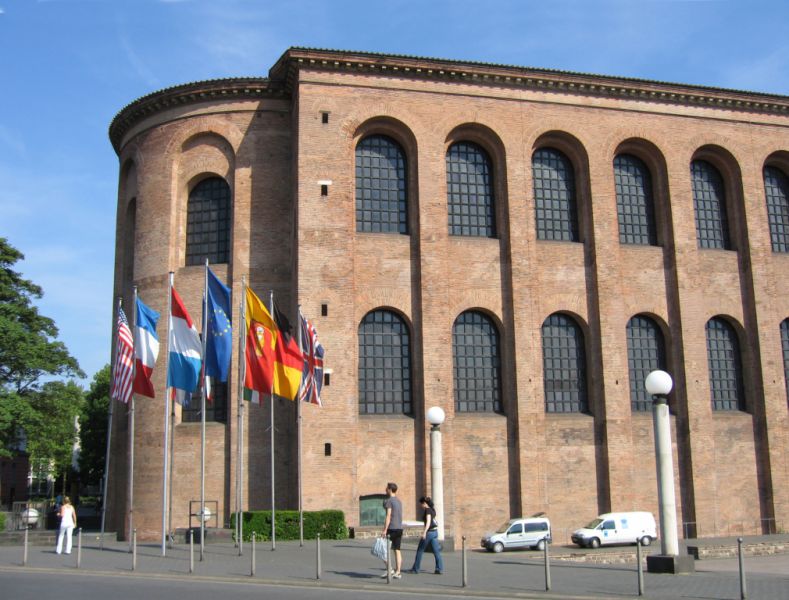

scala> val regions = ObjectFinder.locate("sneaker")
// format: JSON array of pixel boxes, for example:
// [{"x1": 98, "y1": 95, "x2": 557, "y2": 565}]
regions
[
  {"x1": 380, "y1": 570, "x2": 394, "y2": 578},
  {"x1": 434, "y1": 570, "x2": 442, "y2": 574},
  {"x1": 392, "y1": 572, "x2": 402, "y2": 579},
  {"x1": 407, "y1": 568, "x2": 419, "y2": 574}
]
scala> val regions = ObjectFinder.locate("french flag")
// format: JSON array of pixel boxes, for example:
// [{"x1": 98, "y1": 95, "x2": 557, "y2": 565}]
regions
[
  {"x1": 133, "y1": 298, "x2": 160, "y2": 398},
  {"x1": 166, "y1": 286, "x2": 202, "y2": 394}
]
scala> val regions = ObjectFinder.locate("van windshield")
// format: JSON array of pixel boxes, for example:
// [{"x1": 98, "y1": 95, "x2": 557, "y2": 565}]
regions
[
  {"x1": 495, "y1": 521, "x2": 514, "y2": 533},
  {"x1": 584, "y1": 518, "x2": 603, "y2": 529}
]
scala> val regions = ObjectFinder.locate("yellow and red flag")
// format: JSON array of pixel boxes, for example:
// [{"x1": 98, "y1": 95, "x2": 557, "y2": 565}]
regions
[{"x1": 244, "y1": 287, "x2": 302, "y2": 401}]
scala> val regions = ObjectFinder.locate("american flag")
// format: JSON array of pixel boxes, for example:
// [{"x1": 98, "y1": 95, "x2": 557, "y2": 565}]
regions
[
  {"x1": 110, "y1": 306, "x2": 135, "y2": 404},
  {"x1": 299, "y1": 314, "x2": 325, "y2": 406}
]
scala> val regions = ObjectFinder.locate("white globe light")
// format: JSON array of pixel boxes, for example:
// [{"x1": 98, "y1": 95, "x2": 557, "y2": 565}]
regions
[
  {"x1": 202, "y1": 507, "x2": 212, "y2": 523},
  {"x1": 645, "y1": 370, "x2": 673, "y2": 396},
  {"x1": 426, "y1": 406, "x2": 446, "y2": 426},
  {"x1": 21, "y1": 508, "x2": 39, "y2": 526}
]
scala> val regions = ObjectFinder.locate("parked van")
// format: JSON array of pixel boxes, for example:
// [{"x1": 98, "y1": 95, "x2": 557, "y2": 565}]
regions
[
  {"x1": 571, "y1": 512, "x2": 657, "y2": 549},
  {"x1": 481, "y1": 514, "x2": 552, "y2": 552}
]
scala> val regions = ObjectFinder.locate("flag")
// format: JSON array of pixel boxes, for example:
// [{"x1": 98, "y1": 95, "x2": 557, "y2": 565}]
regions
[
  {"x1": 299, "y1": 314, "x2": 325, "y2": 406},
  {"x1": 110, "y1": 306, "x2": 134, "y2": 404},
  {"x1": 133, "y1": 298, "x2": 160, "y2": 398},
  {"x1": 205, "y1": 267, "x2": 232, "y2": 382},
  {"x1": 244, "y1": 288, "x2": 303, "y2": 402},
  {"x1": 167, "y1": 286, "x2": 202, "y2": 399}
]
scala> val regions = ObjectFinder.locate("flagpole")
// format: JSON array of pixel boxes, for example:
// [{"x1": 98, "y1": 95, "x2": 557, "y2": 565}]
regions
[
  {"x1": 297, "y1": 305, "x2": 304, "y2": 547},
  {"x1": 200, "y1": 260, "x2": 209, "y2": 561},
  {"x1": 100, "y1": 297, "x2": 123, "y2": 550},
  {"x1": 162, "y1": 272, "x2": 174, "y2": 556},
  {"x1": 167, "y1": 388, "x2": 175, "y2": 548},
  {"x1": 128, "y1": 287, "x2": 138, "y2": 552},
  {"x1": 269, "y1": 290, "x2": 276, "y2": 551},
  {"x1": 236, "y1": 277, "x2": 247, "y2": 555}
]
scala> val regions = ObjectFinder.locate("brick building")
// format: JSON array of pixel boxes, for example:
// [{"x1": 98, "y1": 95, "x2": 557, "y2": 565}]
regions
[{"x1": 108, "y1": 47, "x2": 789, "y2": 544}]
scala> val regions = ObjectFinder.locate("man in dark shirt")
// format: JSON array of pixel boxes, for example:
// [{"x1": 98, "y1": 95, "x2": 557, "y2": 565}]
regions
[{"x1": 382, "y1": 482, "x2": 403, "y2": 578}]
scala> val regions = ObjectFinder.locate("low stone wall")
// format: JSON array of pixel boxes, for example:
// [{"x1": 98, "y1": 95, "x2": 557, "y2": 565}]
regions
[{"x1": 687, "y1": 541, "x2": 789, "y2": 559}]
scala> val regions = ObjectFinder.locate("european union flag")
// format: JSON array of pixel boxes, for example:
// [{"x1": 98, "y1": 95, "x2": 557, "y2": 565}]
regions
[{"x1": 206, "y1": 267, "x2": 232, "y2": 381}]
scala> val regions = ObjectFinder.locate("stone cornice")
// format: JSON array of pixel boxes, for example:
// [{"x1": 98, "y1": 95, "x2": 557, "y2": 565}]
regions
[
  {"x1": 108, "y1": 77, "x2": 283, "y2": 154},
  {"x1": 271, "y1": 47, "x2": 789, "y2": 117}
]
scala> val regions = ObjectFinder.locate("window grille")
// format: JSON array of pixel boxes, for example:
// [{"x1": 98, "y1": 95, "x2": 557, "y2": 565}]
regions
[
  {"x1": 182, "y1": 380, "x2": 227, "y2": 423},
  {"x1": 614, "y1": 154, "x2": 657, "y2": 245},
  {"x1": 781, "y1": 319, "x2": 789, "y2": 407},
  {"x1": 542, "y1": 313, "x2": 587, "y2": 413},
  {"x1": 691, "y1": 160, "x2": 730, "y2": 250},
  {"x1": 706, "y1": 318, "x2": 745, "y2": 411},
  {"x1": 626, "y1": 316, "x2": 666, "y2": 411},
  {"x1": 764, "y1": 166, "x2": 789, "y2": 253},
  {"x1": 533, "y1": 148, "x2": 579, "y2": 241},
  {"x1": 186, "y1": 177, "x2": 231, "y2": 266},
  {"x1": 452, "y1": 311, "x2": 502, "y2": 413},
  {"x1": 358, "y1": 310, "x2": 411, "y2": 414},
  {"x1": 355, "y1": 135, "x2": 408, "y2": 234},
  {"x1": 446, "y1": 142, "x2": 495, "y2": 237}
]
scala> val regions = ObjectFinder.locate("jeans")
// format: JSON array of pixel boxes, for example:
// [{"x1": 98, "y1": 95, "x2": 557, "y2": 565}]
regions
[
  {"x1": 411, "y1": 529, "x2": 443, "y2": 572},
  {"x1": 56, "y1": 525, "x2": 74, "y2": 554}
]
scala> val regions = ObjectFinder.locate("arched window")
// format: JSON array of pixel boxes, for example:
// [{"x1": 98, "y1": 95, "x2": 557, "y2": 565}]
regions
[
  {"x1": 533, "y1": 148, "x2": 579, "y2": 241},
  {"x1": 691, "y1": 160, "x2": 730, "y2": 250},
  {"x1": 706, "y1": 317, "x2": 745, "y2": 411},
  {"x1": 764, "y1": 166, "x2": 789, "y2": 253},
  {"x1": 186, "y1": 177, "x2": 231, "y2": 266},
  {"x1": 452, "y1": 311, "x2": 501, "y2": 413},
  {"x1": 355, "y1": 135, "x2": 408, "y2": 234},
  {"x1": 614, "y1": 154, "x2": 657, "y2": 245},
  {"x1": 446, "y1": 142, "x2": 495, "y2": 237},
  {"x1": 626, "y1": 316, "x2": 666, "y2": 412},
  {"x1": 542, "y1": 313, "x2": 587, "y2": 413},
  {"x1": 358, "y1": 310, "x2": 411, "y2": 415},
  {"x1": 781, "y1": 319, "x2": 789, "y2": 407}
]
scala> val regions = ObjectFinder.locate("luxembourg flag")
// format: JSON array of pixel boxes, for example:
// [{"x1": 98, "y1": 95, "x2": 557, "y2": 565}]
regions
[
  {"x1": 166, "y1": 286, "x2": 202, "y2": 394},
  {"x1": 133, "y1": 298, "x2": 160, "y2": 398}
]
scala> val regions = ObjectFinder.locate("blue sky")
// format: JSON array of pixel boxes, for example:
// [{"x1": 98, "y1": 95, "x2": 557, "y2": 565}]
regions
[{"x1": 1, "y1": 0, "x2": 788, "y2": 386}]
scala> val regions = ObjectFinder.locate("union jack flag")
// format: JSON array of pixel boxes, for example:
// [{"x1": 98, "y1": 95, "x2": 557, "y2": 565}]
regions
[{"x1": 299, "y1": 313, "x2": 325, "y2": 406}]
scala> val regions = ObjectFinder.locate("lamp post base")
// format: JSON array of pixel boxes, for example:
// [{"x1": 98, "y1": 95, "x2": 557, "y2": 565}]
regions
[{"x1": 646, "y1": 554, "x2": 695, "y2": 574}]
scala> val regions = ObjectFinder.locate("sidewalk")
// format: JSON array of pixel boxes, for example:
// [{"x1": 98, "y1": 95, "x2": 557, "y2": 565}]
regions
[{"x1": 1, "y1": 535, "x2": 787, "y2": 599}]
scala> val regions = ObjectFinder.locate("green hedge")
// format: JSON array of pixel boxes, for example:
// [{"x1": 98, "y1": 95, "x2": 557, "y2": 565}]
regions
[
  {"x1": 230, "y1": 509, "x2": 347, "y2": 542},
  {"x1": 0, "y1": 512, "x2": 6, "y2": 532}
]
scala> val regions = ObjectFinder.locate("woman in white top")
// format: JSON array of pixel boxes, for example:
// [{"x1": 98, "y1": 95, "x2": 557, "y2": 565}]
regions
[{"x1": 55, "y1": 496, "x2": 77, "y2": 554}]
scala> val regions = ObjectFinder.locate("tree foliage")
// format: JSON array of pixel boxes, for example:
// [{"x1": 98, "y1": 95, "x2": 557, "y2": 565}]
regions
[
  {"x1": 78, "y1": 365, "x2": 110, "y2": 488},
  {"x1": 26, "y1": 380, "x2": 84, "y2": 478}
]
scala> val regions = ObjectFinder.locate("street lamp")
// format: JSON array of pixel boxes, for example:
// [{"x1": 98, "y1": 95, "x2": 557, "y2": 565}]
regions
[
  {"x1": 644, "y1": 370, "x2": 694, "y2": 574},
  {"x1": 21, "y1": 507, "x2": 39, "y2": 566},
  {"x1": 426, "y1": 406, "x2": 445, "y2": 541}
]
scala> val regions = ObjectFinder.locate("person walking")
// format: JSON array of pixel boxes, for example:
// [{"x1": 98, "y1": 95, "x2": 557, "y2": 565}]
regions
[
  {"x1": 408, "y1": 496, "x2": 444, "y2": 574},
  {"x1": 381, "y1": 482, "x2": 403, "y2": 578},
  {"x1": 55, "y1": 496, "x2": 77, "y2": 554}
]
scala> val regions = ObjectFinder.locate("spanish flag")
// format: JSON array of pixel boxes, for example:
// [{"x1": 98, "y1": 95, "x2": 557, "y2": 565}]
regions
[{"x1": 244, "y1": 287, "x2": 303, "y2": 401}]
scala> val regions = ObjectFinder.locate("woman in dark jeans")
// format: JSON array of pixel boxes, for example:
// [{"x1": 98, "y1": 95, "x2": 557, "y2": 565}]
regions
[{"x1": 408, "y1": 496, "x2": 444, "y2": 574}]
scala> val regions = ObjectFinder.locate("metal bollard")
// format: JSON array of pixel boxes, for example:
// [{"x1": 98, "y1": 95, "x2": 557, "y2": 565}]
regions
[
  {"x1": 189, "y1": 529, "x2": 194, "y2": 574},
  {"x1": 636, "y1": 537, "x2": 644, "y2": 596},
  {"x1": 76, "y1": 528, "x2": 82, "y2": 569},
  {"x1": 737, "y1": 537, "x2": 747, "y2": 600},
  {"x1": 132, "y1": 529, "x2": 137, "y2": 571},
  {"x1": 386, "y1": 538, "x2": 392, "y2": 583},
  {"x1": 22, "y1": 526, "x2": 29, "y2": 566},
  {"x1": 316, "y1": 533, "x2": 321, "y2": 580},
  {"x1": 543, "y1": 536, "x2": 551, "y2": 591},
  {"x1": 250, "y1": 532, "x2": 256, "y2": 577},
  {"x1": 461, "y1": 536, "x2": 468, "y2": 588}
]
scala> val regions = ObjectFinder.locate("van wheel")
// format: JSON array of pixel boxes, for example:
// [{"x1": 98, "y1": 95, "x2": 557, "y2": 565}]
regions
[
  {"x1": 535, "y1": 539, "x2": 546, "y2": 551},
  {"x1": 639, "y1": 536, "x2": 652, "y2": 547},
  {"x1": 588, "y1": 538, "x2": 601, "y2": 549},
  {"x1": 492, "y1": 542, "x2": 504, "y2": 553}
]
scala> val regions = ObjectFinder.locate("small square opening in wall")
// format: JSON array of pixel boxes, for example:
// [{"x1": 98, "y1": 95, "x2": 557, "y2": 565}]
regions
[
  {"x1": 324, "y1": 373, "x2": 330, "y2": 386},
  {"x1": 321, "y1": 303, "x2": 328, "y2": 316},
  {"x1": 321, "y1": 112, "x2": 329, "y2": 124},
  {"x1": 320, "y1": 184, "x2": 328, "y2": 196},
  {"x1": 324, "y1": 443, "x2": 332, "y2": 456}
]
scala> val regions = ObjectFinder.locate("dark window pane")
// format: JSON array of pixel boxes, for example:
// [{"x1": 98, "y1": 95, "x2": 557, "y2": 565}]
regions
[
  {"x1": 355, "y1": 135, "x2": 408, "y2": 234},
  {"x1": 692, "y1": 161, "x2": 730, "y2": 250},
  {"x1": 706, "y1": 318, "x2": 744, "y2": 411},
  {"x1": 542, "y1": 313, "x2": 587, "y2": 413},
  {"x1": 782, "y1": 320, "x2": 789, "y2": 408},
  {"x1": 764, "y1": 166, "x2": 789, "y2": 253},
  {"x1": 186, "y1": 177, "x2": 231, "y2": 266},
  {"x1": 446, "y1": 142, "x2": 495, "y2": 237},
  {"x1": 615, "y1": 154, "x2": 657, "y2": 245},
  {"x1": 452, "y1": 311, "x2": 501, "y2": 412},
  {"x1": 182, "y1": 380, "x2": 227, "y2": 423},
  {"x1": 533, "y1": 148, "x2": 579, "y2": 241},
  {"x1": 626, "y1": 316, "x2": 666, "y2": 411},
  {"x1": 358, "y1": 310, "x2": 412, "y2": 414}
]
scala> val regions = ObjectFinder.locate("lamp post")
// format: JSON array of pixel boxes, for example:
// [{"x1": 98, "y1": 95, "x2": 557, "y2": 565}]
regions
[
  {"x1": 426, "y1": 406, "x2": 445, "y2": 541},
  {"x1": 644, "y1": 370, "x2": 693, "y2": 574}
]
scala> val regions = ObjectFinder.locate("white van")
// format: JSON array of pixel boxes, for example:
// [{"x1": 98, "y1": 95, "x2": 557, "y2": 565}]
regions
[
  {"x1": 571, "y1": 512, "x2": 656, "y2": 549},
  {"x1": 481, "y1": 514, "x2": 552, "y2": 552}
]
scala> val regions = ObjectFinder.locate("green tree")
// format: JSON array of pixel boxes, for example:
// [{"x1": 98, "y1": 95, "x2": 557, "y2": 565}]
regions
[{"x1": 78, "y1": 365, "x2": 110, "y2": 489}]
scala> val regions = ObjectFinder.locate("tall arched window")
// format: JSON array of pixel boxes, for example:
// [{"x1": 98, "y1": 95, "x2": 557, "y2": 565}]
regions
[
  {"x1": 186, "y1": 177, "x2": 231, "y2": 266},
  {"x1": 781, "y1": 319, "x2": 789, "y2": 407},
  {"x1": 452, "y1": 311, "x2": 501, "y2": 413},
  {"x1": 614, "y1": 154, "x2": 657, "y2": 245},
  {"x1": 542, "y1": 313, "x2": 587, "y2": 413},
  {"x1": 355, "y1": 135, "x2": 408, "y2": 234},
  {"x1": 446, "y1": 142, "x2": 495, "y2": 237},
  {"x1": 626, "y1": 315, "x2": 666, "y2": 412},
  {"x1": 764, "y1": 166, "x2": 789, "y2": 253},
  {"x1": 533, "y1": 148, "x2": 579, "y2": 241},
  {"x1": 706, "y1": 317, "x2": 745, "y2": 411},
  {"x1": 691, "y1": 160, "x2": 730, "y2": 250},
  {"x1": 358, "y1": 310, "x2": 411, "y2": 415}
]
